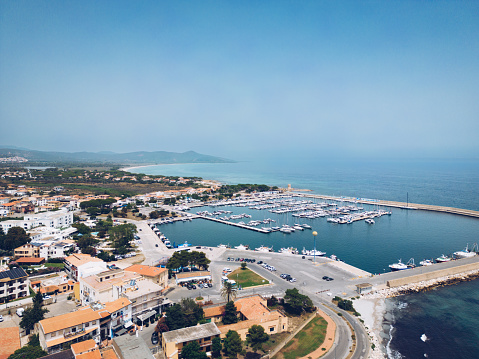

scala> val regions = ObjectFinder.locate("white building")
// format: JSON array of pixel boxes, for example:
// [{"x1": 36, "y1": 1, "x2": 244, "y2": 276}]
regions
[{"x1": 1, "y1": 210, "x2": 74, "y2": 234}]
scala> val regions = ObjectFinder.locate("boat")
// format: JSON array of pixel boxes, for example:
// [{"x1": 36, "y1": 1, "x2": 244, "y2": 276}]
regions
[
  {"x1": 279, "y1": 247, "x2": 299, "y2": 255},
  {"x1": 255, "y1": 245, "x2": 273, "y2": 252},
  {"x1": 435, "y1": 254, "x2": 452, "y2": 263},
  {"x1": 419, "y1": 259, "x2": 433, "y2": 266},
  {"x1": 365, "y1": 218, "x2": 375, "y2": 224},
  {"x1": 454, "y1": 243, "x2": 478, "y2": 259},
  {"x1": 217, "y1": 244, "x2": 229, "y2": 249},
  {"x1": 293, "y1": 224, "x2": 304, "y2": 231},
  {"x1": 235, "y1": 244, "x2": 249, "y2": 250},
  {"x1": 389, "y1": 259, "x2": 409, "y2": 271},
  {"x1": 164, "y1": 240, "x2": 172, "y2": 249},
  {"x1": 301, "y1": 247, "x2": 326, "y2": 256},
  {"x1": 302, "y1": 224, "x2": 312, "y2": 229},
  {"x1": 176, "y1": 241, "x2": 191, "y2": 249},
  {"x1": 280, "y1": 227, "x2": 292, "y2": 234},
  {"x1": 406, "y1": 258, "x2": 416, "y2": 268}
]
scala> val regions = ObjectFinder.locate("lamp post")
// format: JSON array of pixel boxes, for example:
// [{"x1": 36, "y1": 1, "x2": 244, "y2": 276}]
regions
[{"x1": 312, "y1": 231, "x2": 318, "y2": 263}]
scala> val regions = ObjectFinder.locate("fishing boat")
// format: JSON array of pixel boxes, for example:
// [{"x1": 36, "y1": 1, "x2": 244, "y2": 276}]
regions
[
  {"x1": 255, "y1": 245, "x2": 273, "y2": 252},
  {"x1": 389, "y1": 259, "x2": 409, "y2": 271},
  {"x1": 217, "y1": 244, "x2": 229, "y2": 249},
  {"x1": 435, "y1": 254, "x2": 452, "y2": 263},
  {"x1": 419, "y1": 259, "x2": 433, "y2": 266},
  {"x1": 454, "y1": 243, "x2": 478, "y2": 259},
  {"x1": 235, "y1": 244, "x2": 249, "y2": 250},
  {"x1": 279, "y1": 247, "x2": 299, "y2": 255}
]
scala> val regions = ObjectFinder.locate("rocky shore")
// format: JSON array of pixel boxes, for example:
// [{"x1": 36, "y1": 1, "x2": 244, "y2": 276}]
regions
[{"x1": 364, "y1": 268, "x2": 479, "y2": 299}]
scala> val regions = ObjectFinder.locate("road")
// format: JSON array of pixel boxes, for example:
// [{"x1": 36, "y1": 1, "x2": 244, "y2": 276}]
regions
[{"x1": 132, "y1": 219, "x2": 372, "y2": 359}]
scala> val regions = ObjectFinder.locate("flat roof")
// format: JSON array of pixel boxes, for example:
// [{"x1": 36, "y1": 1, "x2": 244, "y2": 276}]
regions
[
  {"x1": 163, "y1": 322, "x2": 220, "y2": 344},
  {"x1": 112, "y1": 335, "x2": 153, "y2": 359},
  {"x1": 355, "y1": 283, "x2": 373, "y2": 288},
  {"x1": 175, "y1": 271, "x2": 211, "y2": 280}
]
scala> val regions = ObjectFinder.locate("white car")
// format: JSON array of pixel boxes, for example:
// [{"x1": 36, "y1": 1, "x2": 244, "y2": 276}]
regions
[
  {"x1": 0, "y1": 314, "x2": 3, "y2": 322},
  {"x1": 43, "y1": 295, "x2": 51, "y2": 300},
  {"x1": 223, "y1": 268, "x2": 232, "y2": 273}
]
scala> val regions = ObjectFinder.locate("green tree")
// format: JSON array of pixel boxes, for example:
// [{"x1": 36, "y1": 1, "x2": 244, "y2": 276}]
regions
[
  {"x1": 247, "y1": 325, "x2": 269, "y2": 351},
  {"x1": 165, "y1": 304, "x2": 187, "y2": 330},
  {"x1": 222, "y1": 301, "x2": 238, "y2": 325},
  {"x1": 221, "y1": 282, "x2": 237, "y2": 303},
  {"x1": 72, "y1": 223, "x2": 92, "y2": 235},
  {"x1": 212, "y1": 337, "x2": 222, "y2": 358},
  {"x1": 222, "y1": 330, "x2": 242, "y2": 359},
  {"x1": 20, "y1": 292, "x2": 49, "y2": 334},
  {"x1": 283, "y1": 288, "x2": 315, "y2": 315},
  {"x1": 1, "y1": 227, "x2": 30, "y2": 251},
  {"x1": 181, "y1": 341, "x2": 208, "y2": 359},
  {"x1": 180, "y1": 298, "x2": 205, "y2": 327},
  {"x1": 108, "y1": 223, "x2": 136, "y2": 250},
  {"x1": 240, "y1": 262, "x2": 247, "y2": 270}
]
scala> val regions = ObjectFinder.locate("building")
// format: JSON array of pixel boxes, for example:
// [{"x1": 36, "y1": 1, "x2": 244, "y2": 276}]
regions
[
  {"x1": 1, "y1": 210, "x2": 73, "y2": 233},
  {"x1": 0, "y1": 267, "x2": 29, "y2": 303},
  {"x1": 124, "y1": 264, "x2": 168, "y2": 289},
  {"x1": 37, "y1": 307, "x2": 102, "y2": 354},
  {"x1": 0, "y1": 327, "x2": 21, "y2": 359},
  {"x1": 355, "y1": 283, "x2": 373, "y2": 294},
  {"x1": 65, "y1": 254, "x2": 108, "y2": 282},
  {"x1": 111, "y1": 335, "x2": 153, "y2": 359},
  {"x1": 14, "y1": 243, "x2": 40, "y2": 258},
  {"x1": 79, "y1": 270, "x2": 140, "y2": 306},
  {"x1": 94, "y1": 298, "x2": 133, "y2": 340},
  {"x1": 175, "y1": 271, "x2": 211, "y2": 285},
  {"x1": 120, "y1": 279, "x2": 166, "y2": 323},
  {"x1": 203, "y1": 295, "x2": 289, "y2": 341},
  {"x1": 71, "y1": 340, "x2": 100, "y2": 359},
  {"x1": 15, "y1": 257, "x2": 45, "y2": 266},
  {"x1": 30, "y1": 274, "x2": 75, "y2": 295},
  {"x1": 162, "y1": 322, "x2": 221, "y2": 359}
]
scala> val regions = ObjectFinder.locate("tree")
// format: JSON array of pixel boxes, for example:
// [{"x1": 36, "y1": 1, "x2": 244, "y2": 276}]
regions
[
  {"x1": 0, "y1": 227, "x2": 30, "y2": 251},
  {"x1": 165, "y1": 304, "x2": 187, "y2": 331},
  {"x1": 155, "y1": 316, "x2": 169, "y2": 334},
  {"x1": 181, "y1": 341, "x2": 208, "y2": 359},
  {"x1": 247, "y1": 325, "x2": 269, "y2": 351},
  {"x1": 241, "y1": 262, "x2": 247, "y2": 270},
  {"x1": 212, "y1": 337, "x2": 222, "y2": 358},
  {"x1": 108, "y1": 223, "x2": 136, "y2": 250},
  {"x1": 20, "y1": 292, "x2": 49, "y2": 334},
  {"x1": 221, "y1": 282, "x2": 237, "y2": 303},
  {"x1": 180, "y1": 298, "x2": 205, "y2": 327},
  {"x1": 222, "y1": 301, "x2": 238, "y2": 325},
  {"x1": 223, "y1": 330, "x2": 242, "y2": 359},
  {"x1": 283, "y1": 288, "x2": 315, "y2": 315}
]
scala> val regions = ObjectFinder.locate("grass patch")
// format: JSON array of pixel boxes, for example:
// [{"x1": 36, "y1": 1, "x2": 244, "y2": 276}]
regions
[
  {"x1": 45, "y1": 263, "x2": 65, "y2": 268},
  {"x1": 277, "y1": 316, "x2": 328, "y2": 359},
  {"x1": 227, "y1": 268, "x2": 269, "y2": 288}
]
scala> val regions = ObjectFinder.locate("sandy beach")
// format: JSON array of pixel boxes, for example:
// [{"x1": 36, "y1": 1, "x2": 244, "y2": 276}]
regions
[{"x1": 355, "y1": 298, "x2": 387, "y2": 358}]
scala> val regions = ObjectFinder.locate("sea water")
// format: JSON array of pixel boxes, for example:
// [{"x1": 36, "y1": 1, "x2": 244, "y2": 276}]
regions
[{"x1": 130, "y1": 158, "x2": 479, "y2": 357}]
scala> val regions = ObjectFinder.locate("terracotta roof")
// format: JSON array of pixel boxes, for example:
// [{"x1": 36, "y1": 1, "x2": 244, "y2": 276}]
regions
[
  {"x1": 40, "y1": 308, "x2": 100, "y2": 334},
  {"x1": 71, "y1": 339, "x2": 97, "y2": 355},
  {"x1": 46, "y1": 328, "x2": 96, "y2": 348},
  {"x1": 175, "y1": 271, "x2": 211, "y2": 279},
  {"x1": 65, "y1": 254, "x2": 103, "y2": 267},
  {"x1": 203, "y1": 305, "x2": 225, "y2": 318},
  {"x1": 219, "y1": 312, "x2": 284, "y2": 334},
  {"x1": 103, "y1": 298, "x2": 131, "y2": 314},
  {"x1": 235, "y1": 295, "x2": 269, "y2": 320},
  {"x1": 15, "y1": 257, "x2": 45, "y2": 264},
  {"x1": 101, "y1": 349, "x2": 119, "y2": 359},
  {"x1": 124, "y1": 264, "x2": 167, "y2": 277},
  {"x1": 76, "y1": 350, "x2": 102, "y2": 359},
  {"x1": 0, "y1": 327, "x2": 20, "y2": 359}
]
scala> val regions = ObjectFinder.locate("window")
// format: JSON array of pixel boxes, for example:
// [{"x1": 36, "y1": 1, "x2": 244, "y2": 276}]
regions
[
  {"x1": 85, "y1": 322, "x2": 90, "y2": 328},
  {"x1": 269, "y1": 326, "x2": 274, "y2": 332}
]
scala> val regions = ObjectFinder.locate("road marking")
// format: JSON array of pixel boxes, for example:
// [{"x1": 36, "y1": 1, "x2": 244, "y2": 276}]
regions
[{"x1": 299, "y1": 271, "x2": 321, "y2": 281}]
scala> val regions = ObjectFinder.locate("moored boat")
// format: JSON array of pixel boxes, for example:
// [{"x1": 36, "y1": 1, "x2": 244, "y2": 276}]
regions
[
  {"x1": 255, "y1": 245, "x2": 273, "y2": 252},
  {"x1": 435, "y1": 254, "x2": 452, "y2": 263},
  {"x1": 454, "y1": 244, "x2": 478, "y2": 259},
  {"x1": 389, "y1": 259, "x2": 409, "y2": 271},
  {"x1": 419, "y1": 259, "x2": 433, "y2": 266}
]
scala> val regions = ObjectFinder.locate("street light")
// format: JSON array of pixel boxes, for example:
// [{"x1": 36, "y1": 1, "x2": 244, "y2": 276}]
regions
[{"x1": 312, "y1": 231, "x2": 318, "y2": 263}]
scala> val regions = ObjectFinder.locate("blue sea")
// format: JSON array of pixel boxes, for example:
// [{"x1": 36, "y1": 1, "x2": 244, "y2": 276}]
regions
[{"x1": 130, "y1": 158, "x2": 479, "y2": 358}]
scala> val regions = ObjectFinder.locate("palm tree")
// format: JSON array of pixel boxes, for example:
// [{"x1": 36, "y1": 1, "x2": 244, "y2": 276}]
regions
[{"x1": 221, "y1": 281, "x2": 237, "y2": 302}]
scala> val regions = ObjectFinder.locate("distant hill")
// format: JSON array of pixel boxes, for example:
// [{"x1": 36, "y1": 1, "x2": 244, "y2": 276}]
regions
[{"x1": 0, "y1": 147, "x2": 235, "y2": 165}]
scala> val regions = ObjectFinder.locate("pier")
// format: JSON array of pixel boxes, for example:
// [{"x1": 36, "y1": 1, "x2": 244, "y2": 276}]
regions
[
  {"x1": 302, "y1": 193, "x2": 479, "y2": 219},
  {"x1": 198, "y1": 215, "x2": 270, "y2": 233}
]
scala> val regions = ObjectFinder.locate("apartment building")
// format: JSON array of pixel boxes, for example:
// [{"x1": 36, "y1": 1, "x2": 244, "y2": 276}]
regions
[
  {"x1": 37, "y1": 307, "x2": 102, "y2": 354},
  {"x1": 124, "y1": 264, "x2": 168, "y2": 289},
  {"x1": 65, "y1": 254, "x2": 108, "y2": 282},
  {"x1": 0, "y1": 267, "x2": 29, "y2": 303},
  {"x1": 120, "y1": 279, "x2": 165, "y2": 323},
  {"x1": 14, "y1": 243, "x2": 40, "y2": 258},
  {"x1": 162, "y1": 322, "x2": 221, "y2": 359}
]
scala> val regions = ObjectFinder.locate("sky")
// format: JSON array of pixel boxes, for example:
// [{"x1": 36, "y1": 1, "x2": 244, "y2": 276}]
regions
[{"x1": 1, "y1": 0, "x2": 478, "y2": 161}]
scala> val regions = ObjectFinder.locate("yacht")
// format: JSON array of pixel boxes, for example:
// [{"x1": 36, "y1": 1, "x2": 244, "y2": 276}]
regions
[
  {"x1": 235, "y1": 244, "x2": 249, "y2": 250},
  {"x1": 302, "y1": 224, "x2": 312, "y2": 229},
  {"x1": 301, "y1": 248, "x2": 326, "y2": 256},
  {"x1": 279, "y1": 247, "x2": 299, "y2": 255},
  {"x1": 365, "y1": 218, "x2": 375, "y2": 224},
  {"x1": 255, "y1": 245, "x2": 273, "y2": 252},
  {"x1": 389, "y1": 259, "x2": 409, "y2": 271}
]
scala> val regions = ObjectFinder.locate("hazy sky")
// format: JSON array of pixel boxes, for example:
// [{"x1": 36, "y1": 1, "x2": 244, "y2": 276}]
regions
[{"x1": 1, "y1": 1, "x2": 478, "y2": 160}]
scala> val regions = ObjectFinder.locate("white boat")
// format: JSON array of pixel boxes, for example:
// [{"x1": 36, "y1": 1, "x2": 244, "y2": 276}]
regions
[
  {"x1": 164, "y1": 240, "x2": 172, "y2": 249},
  {"x1": 435, "y1": 254, "x2": 452, "y2": 263},
  {"x1": 293, "y1": 224, "x2": 304, "y2": 231},
  {"x1": 280, "y1": 227, "x2": 292, "y2": 233},
  {"x1": 217, "y1": 244, "x2": 229, "y2": 249},
  {"x1": 279, "y1": 247, "x2": 299, "y2": 255},
  {"x1": 302, "y1": 224, "x2": 312, "y2": 229},
  {"x1": 365, "y1": 218, "x2": 375, "y2": 224},
  {"x1": 235, "y1": 244, "x2": 249, "y2": 250},
  {"x1": 419, "y1": 259, "x2": 433, "y2": 266},
  {"x1": 301, "y1": 247, "x2": 326, "y2": 256},
  {"x1": 255, "y1": 245, "x2": 273, "y2": 252},
  {"x1": 454, "y1": 244, "x2": 478, "y2": 259},
  {"x1": 389, "y1": 259, "x2": 409, "y2": 271}
]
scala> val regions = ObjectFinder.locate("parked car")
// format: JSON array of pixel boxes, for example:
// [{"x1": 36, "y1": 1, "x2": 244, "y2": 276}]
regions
[
  {"x1": 43, "y1": 295, "x2": 51, "y2": 300},
  {"x1": 0, "y1": 314, "x2": 3, "y2": 322},
  {"x1": 151, "y1": 332, "x2": 159, "y2": 345}
]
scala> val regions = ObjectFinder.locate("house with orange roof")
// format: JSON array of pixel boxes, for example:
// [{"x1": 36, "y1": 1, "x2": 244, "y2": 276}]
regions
[
  {"x1": 14, "y1": 243, "x2": 40, "y2": 258},
  {"x1": 124, "y1": 264, "x2": 168, "y2": 289},
  {"x1": 71, "y1": 339, "x2": 98, "y2": 357},
  {"x1": 0, "y1": 327, "x2": 21, "y2": 359},
  {"x1": 37, "y1": 307, "x2": 102, "y2": 354}
]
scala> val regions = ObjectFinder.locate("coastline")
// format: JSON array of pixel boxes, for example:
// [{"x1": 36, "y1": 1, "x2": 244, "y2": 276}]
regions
[
  {"x1": 121, "y1": 163, "x2": 181, "y2": 172},
  {"x1": 355, "y1": 298, "x2": 388, "y2": 358}
]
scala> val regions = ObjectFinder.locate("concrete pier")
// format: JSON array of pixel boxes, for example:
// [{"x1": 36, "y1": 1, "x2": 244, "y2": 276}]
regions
[{"x1": 198, "y1": 215, "x2": 270, "y2": 233}]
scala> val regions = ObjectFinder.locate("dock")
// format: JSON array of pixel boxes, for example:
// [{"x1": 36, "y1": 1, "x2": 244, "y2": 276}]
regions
[
  {"x1": 198, "y1": 215, "x2": 270, "y2": 233},
  {"x1": 302, "y1": 194, "x2": 479, "y2": 219}
]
